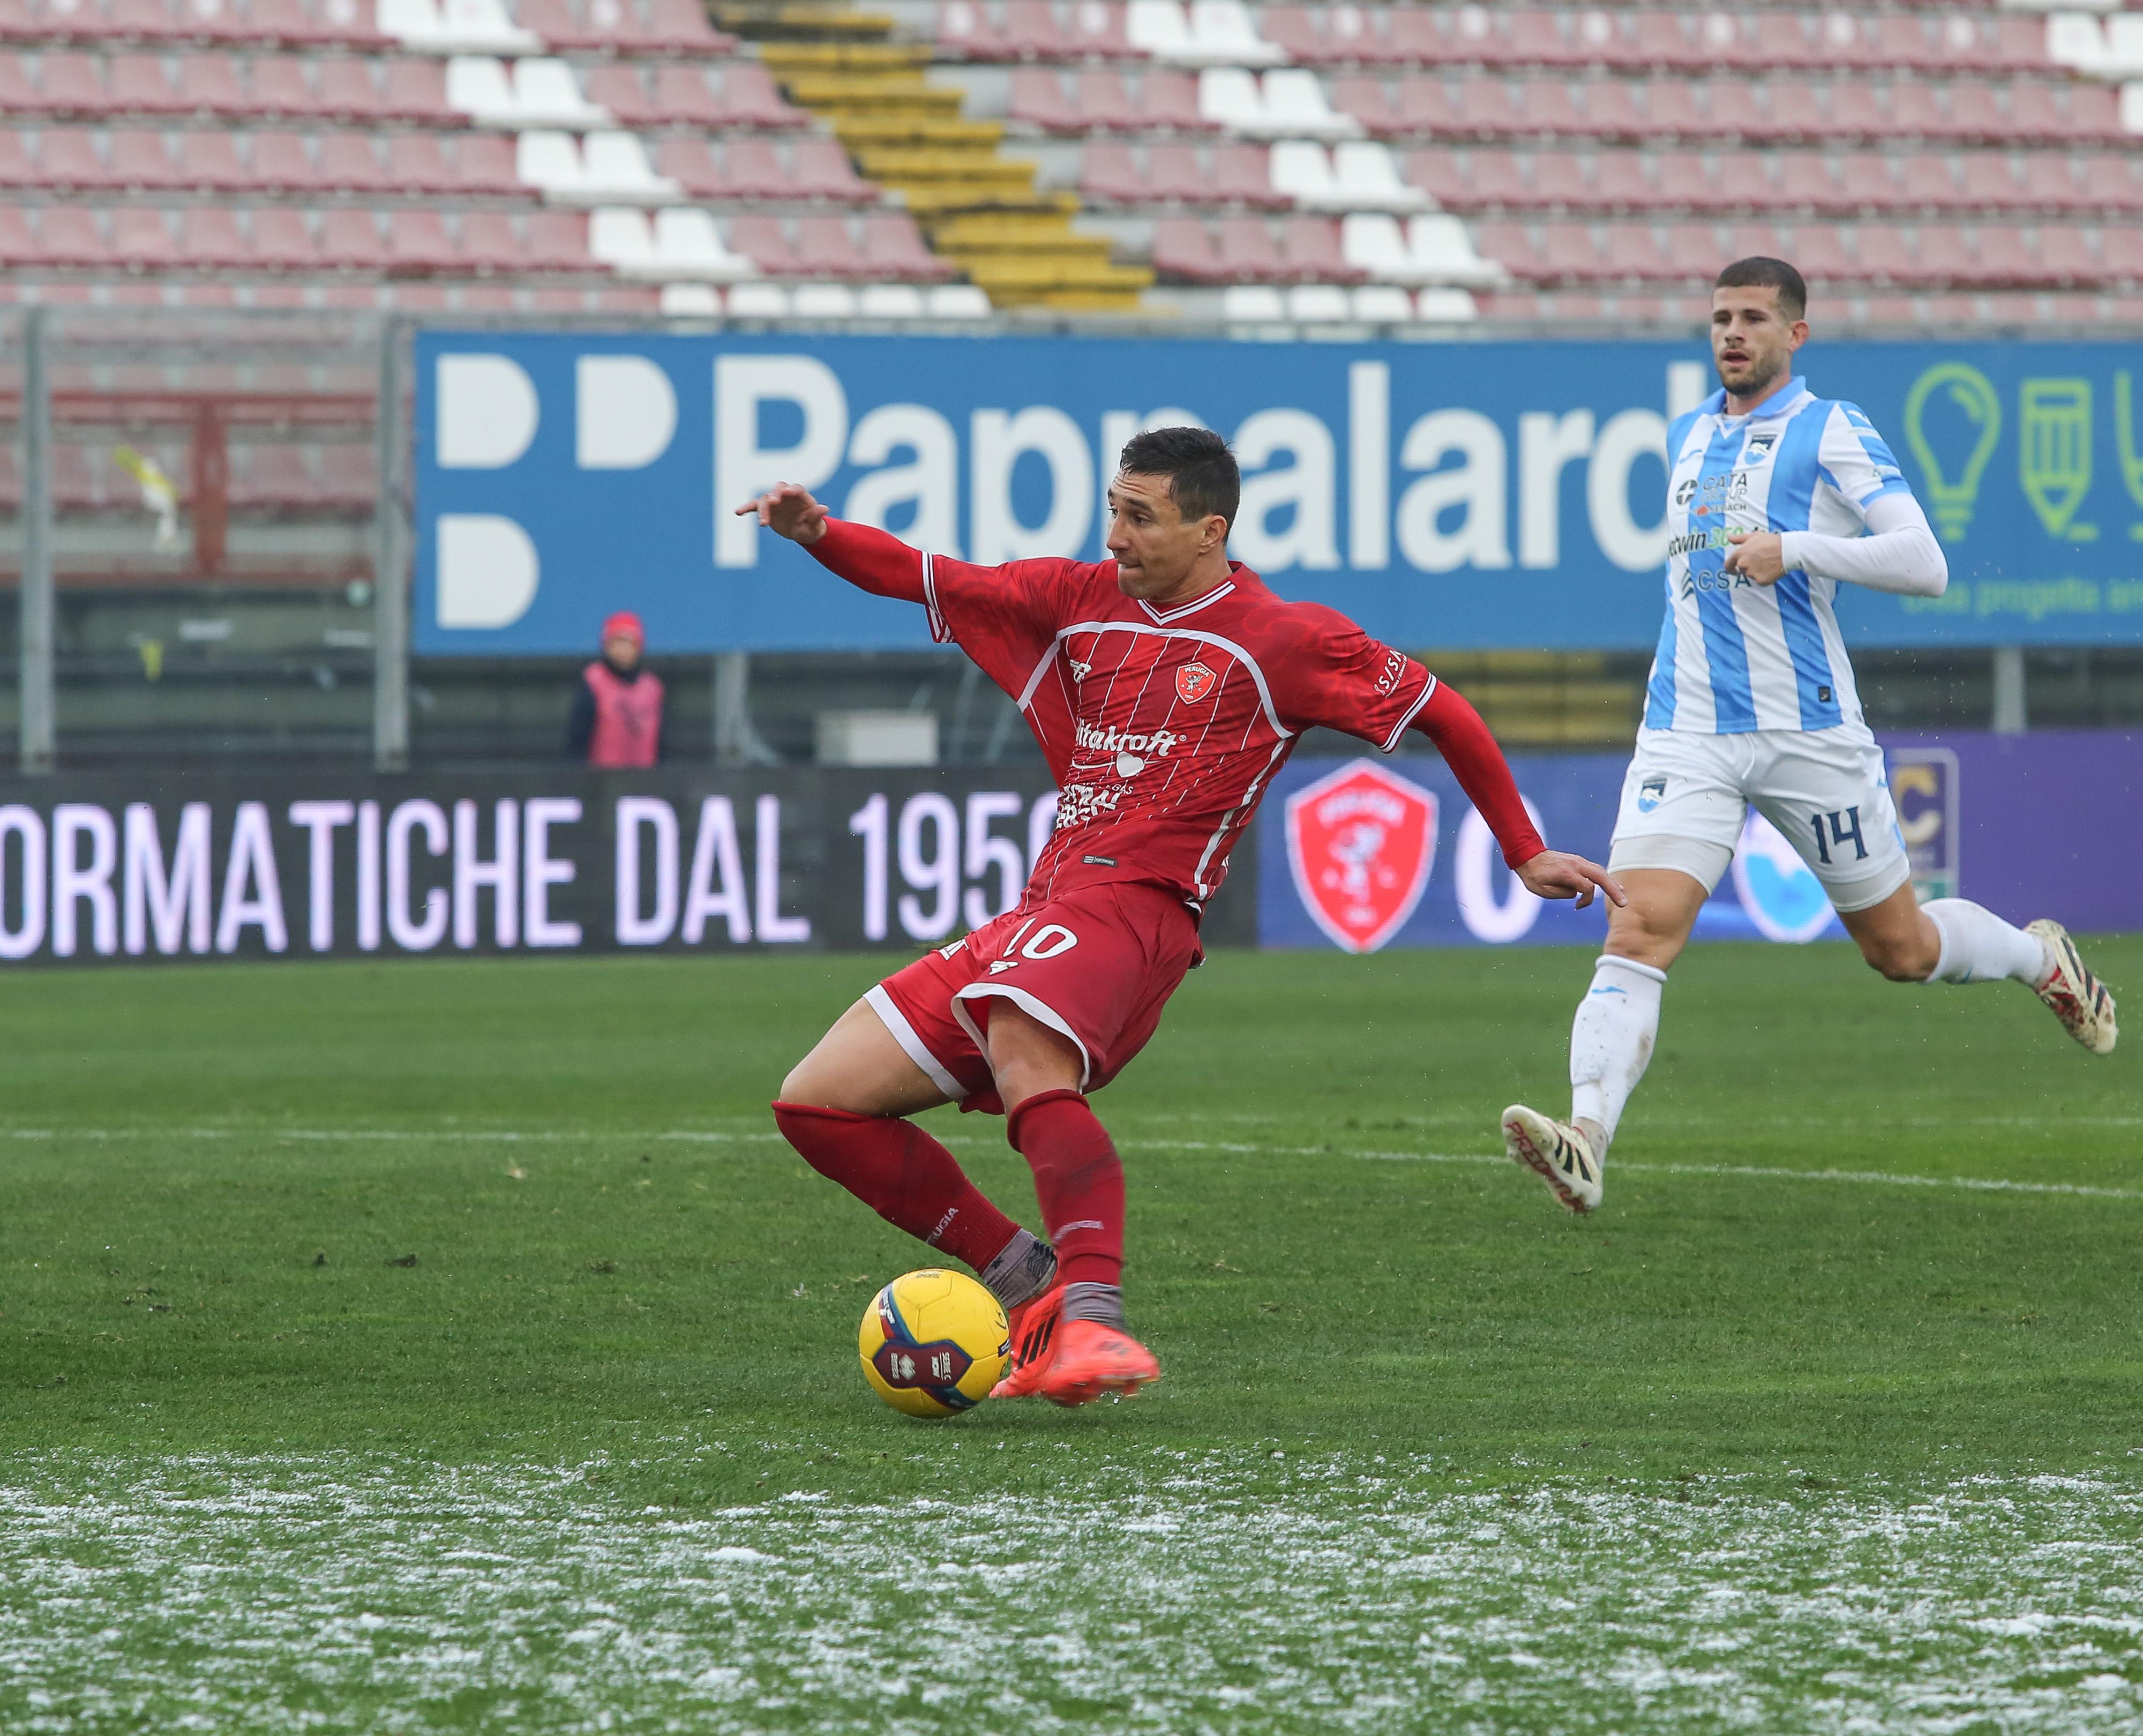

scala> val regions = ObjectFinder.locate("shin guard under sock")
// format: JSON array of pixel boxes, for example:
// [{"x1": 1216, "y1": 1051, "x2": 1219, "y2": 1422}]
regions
[
  {"x1": 771, "y1": 1102, "x2": 1021, "y2": 1273},
  {"x1": 1005, "y1": 1088, "x2": 1125, "y2": 1290}
]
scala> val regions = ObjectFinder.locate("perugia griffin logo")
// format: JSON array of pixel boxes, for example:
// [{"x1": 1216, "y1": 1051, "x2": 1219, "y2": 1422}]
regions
[
  {"x1": 1175, "y1": 661, "x2": 1218, "y2": 704},
  {"x1": 1284, "y1": 760, "x2": 1438, "y2": 954}
]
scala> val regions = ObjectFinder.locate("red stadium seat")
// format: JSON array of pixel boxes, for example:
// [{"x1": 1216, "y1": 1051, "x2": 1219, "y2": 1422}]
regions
[
  {"x1": 1660, "y1": 221, "x2": 1721, "y2": 275},
  {"x1": 1472, "y1": 219, "x2": 1543, "y2": 280},
  {"x1": 1151, "y1": 215, "x2": 1222, "y2": 281},
  {"x1": 1008, "y1": 67, "x2": 1078, "y2": 130},
  {"x1": 178, "y1": 203, "x2": 248, "y2": 267},
  {"x1": 1279, "y1": 214, "x2": 1357, "y2": 282},
  {"x1": 1579, "y1": 79, "x2": 1653, "y2": 143},
  {"x1": 387, "y1": 207, "x2": 459, "y2": 273},
  {"x1": 380, "y1": 58, "x2": 453, "y2": 123},
  {"x1": 1138, "y1": 69, "x2": 1205, "y2": 130},
  {"x1": 251, "y1": 53, "x2": 316, "y2": 116},
  {"x1": 1399, "y1": 146, "x2": 1465, "y2": 207},
  {"x1": 1616, "y1": 11, "x2": 1698, "y2": 73},
  {"x1": 1969, "y1": 223, "x2": 2035, "y2": 289},
  {"x1": 319, "y1": 129, "x2": 391, "y2": 190},
  {"x1": 726, "y1": 213, "x2": 792, "y2": 273},
  {"x1": 654, "y1": 136, "x2": 724, "y2": 198},
  {"x1": 645, "y1": 0, "x2": 730, "y2": 54},
  {"x1": 1215, "y1": 214, "x2": 1292, "y2": 281},
  {"x1": 511, "y1": 209, "x2": 583, "y2": 270},
  {"x1": 1531, "y1": 220, "x2": 1603, "y2": 282},
  {"x1": 447, "y1": 132, "x2": 521, "y2": 196},
  {"x1": 1591, "y1": 152, "x2": 1655, "y2": 213},
  {"x1": 1851, "y1": 225, "x2": 1916, "y2": 286},
  {"x1": 0, "y1": 129, "x2": 29, "y2": 186},
  {"x1": 1456, "y1": 78, "x2": 1528, "y2": 137},
  {"x1": 2077, "y1": 155, "x2": 2143, "y2": 215},
  {"x1": 246, "y1": 129, "x2": 315, "y2": 191},
  {"x1": 1890, "y1": 83, "x2": 1967, "y2": 145},
  {"x1": 111, "y1": 204, "x2": 184, "y2": 268},
  {"x1": 177, "y1": 51, "x2": 251, "y2": 114},
  {"x1": 792, "y1": 135, "x2": 871, "y2": 203},
  {"x1": 43, "y1": 203, "x2": 112, "y2": 264},
  {"x1": 109, "y1": 52, "x2": 183, "y2": 113},
  {"x1": 1393, "y1": 75, "x2": 1457, "y2": 135},
  {"x1": 1525, "y1": 149, "x2": 1586, "y2": 211},
  {"x1": 247, "y1": 204, "x2": 317, "y2": 267},
  {"x1": 1599, "y1": 222, "x2": 1668, "y2": 281},
  {"x1": 1787, "y1": 221, "x2": 1853, "y2": 285},
  {"x1": 38, "y1": 125, "x2": 108, "y2": 187},
  {"x1": 0, "y1": 201, "x2": 35, "y2": 265},
  {"x1": 38, "y1": 51, "x2": 107, "y2": 114},
  {"x1": 1211, "y1": 141, "x2": 1283, "y2": 208},
  {"x1": 863, "y1": 211, "x2": 951, "y2": 279},
  {"x1": 456, "y1": 208, "x2": 522, "y2": 271},
  {"x1": 584, "y1": 65, "x2": 660, "y2": 128},
  {"x1": 713, "y1": 63, "x2": 803, "y2": 129},
  {"x1": 176, "y1": 128, "x2": 246, "y2": 189},
  {"x1": 318, "y1": 206, "x2": 387, "y2": 268},
  {"x1": 724, "y1": 134, "x2": 793, "y2": 198},
  {"x1": 1331, "y1": 75, "x2": 1399, "y2": 137},
  {"x1": 2099, "y1": 227, "x2": 2143, "y2": 282},
  {"x1": 1080, "y1": 139, "x2": 1144, "y2": 203},
  {"x1": 1655, "y1": 150, "x2": 1721, "y2": 212},
  {"x1": 383, "y1": 131, "x2": 454, "y2": 192},
  {"x1": 791, "y1": 212, "x2": 866, "y2": 278},
  {"x1": 1899, "y1": 153, "x2": 1965, "y2": 211}
]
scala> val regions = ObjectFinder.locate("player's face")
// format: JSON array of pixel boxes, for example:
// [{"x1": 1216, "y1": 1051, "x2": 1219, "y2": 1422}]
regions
[
  {"x1": 1711, "y1": 287, "x2": 1808, "y2": 403},
  {"x1": 1106, "y1": 472, "x2": 1223, "y2": 599},
  {"x1": 604, "y1": 633, "x2": 641, "y2": 669}
]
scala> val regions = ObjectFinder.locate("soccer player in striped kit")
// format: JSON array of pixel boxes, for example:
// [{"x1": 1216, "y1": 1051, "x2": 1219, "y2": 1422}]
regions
[
  {"x1": 1502, "y1": 257, "x2": 2117, "y2": 1217},
  {"x1": 741, "y1": 428, "x2": 1621, "y2": 1405}
]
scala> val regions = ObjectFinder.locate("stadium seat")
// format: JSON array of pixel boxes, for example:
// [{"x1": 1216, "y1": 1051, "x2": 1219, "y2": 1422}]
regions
[
  {"x1": 1589, "y1": 152, "x2": 1653, "y2": 213},
  {"x1": 42, "y1": 204, "x2": 111, "y2": 265},
  {"x1": 109, "y1": 203, "x2": 182, "y2": 268},
  {"x1": 1279, "y1": 213, "x2": 1357, "y2": 282},
  {"x1": 1212, "y1": 140, "x2": 1285, "y2": 207},
  {"x1": 175, "y1": 128, "x2": 247, "y2": 190},
  {"x1": 791, "y1": 281, "x2": 857, "y2": 318},
  {"x1": 935, "y1": 0, "x2": 1009, "y2": 61},
  {"x1": 111, "y1": 51, "x2": 184, "y2": 113},
  {"x1": 653, "y1": 135, "x2": 726, "y2": 199},
  {"x1": 712, "y1": 63, "x2": 805, "y2": 129},
  {"x1": 725, "y1": 212, "x2": 792, "y2": 274},
  {"x1": 791, "y1": 137, "x2": 871, "y2": 203},
  {"x1": 386, "y1": 206, "x2": 460, "y2": 272},
  {"x1": 863, "y1": 211, "x2": 951, "y2": 279},
  {"x1": 1331, "y1": 74, "x2": 1399, "y2": 137},
  {"x1": 1212, "y1": 212, "x2": 1293, "y2": 281},
  {"x1": 449, "y1": 206, "x2": 515, "y2": 270},
  {"x1": 583, "y1": 132, "x2": 676, "y2": 202},
  {"x1": 856, "y1": 281, "x2": 924, "y2": 318},
  {"x1": 587, "y1": 203, "x2": 653, "y2": 273},
  {"x1": 1009, "y1": 66, "x2": 1080, "y2": 131},
  {"x1": 522, "y1": 207, "x2": 589, "y2": 268},
  {"x1": 320, "y1": 129, "x2": 393, "y2": 190},
  {"x1": 1080, "y1": 139, "x2": 1144, "y2": 204},
  {"x1": 669, "y1": 64, "x2": 754, "y2": 129},
  {"x1": 245, "y1": 129, "x2": 312, "y2": 190},
  {"x1": 652, "y1": 207, "x2": 754, "y2": 279},
  {"x1": 2078, "y1": 154, "x2": 2143, "y2": 214},
  {"x1": 789, "y1": 212, "x2": 864, "y2": 279},
  {"x1": 251, "y1": 53, "x2": 318, "y2": 116},
  {"x1": 314, "y1": 205, "x2": 385, "y2": 268},
  {"x1": 582, "y1": 64, "x2": 658, "y2": 128},
  {"x1": 1150, "y1": 214, "x2": 1222, "y2": 280}
]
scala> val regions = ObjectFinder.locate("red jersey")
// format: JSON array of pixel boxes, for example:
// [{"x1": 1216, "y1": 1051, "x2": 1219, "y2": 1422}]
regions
[{"x1": 810, "y1": 519, "x2": 1545, "y2": 911}]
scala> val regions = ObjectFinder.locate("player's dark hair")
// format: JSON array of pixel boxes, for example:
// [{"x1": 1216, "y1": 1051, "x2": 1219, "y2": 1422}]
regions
[
  {"x1": 1118, "y1": 426, "x2": 1239, "y2": 531},
  {"x1": 1715, "y1": 256, "x2": 1807, "y2": 320}
]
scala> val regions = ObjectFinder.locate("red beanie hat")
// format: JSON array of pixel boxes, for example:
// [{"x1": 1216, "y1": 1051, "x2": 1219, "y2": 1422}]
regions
[{"x1": 602, "y1": 610, "x2": 645, "y2": 648}]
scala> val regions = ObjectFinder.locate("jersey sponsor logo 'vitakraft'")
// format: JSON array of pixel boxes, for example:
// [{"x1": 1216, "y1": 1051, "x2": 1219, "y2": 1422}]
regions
[
  {"x1": 1074, "y1": 719, "x2": 1183, "y2": 781},
  {"x1": 1283, "y1": 760, "x2": 1440, "y2": 955},
  {"x1": 1175, "y1": 661, "x2": 1218, "y2": 704}
]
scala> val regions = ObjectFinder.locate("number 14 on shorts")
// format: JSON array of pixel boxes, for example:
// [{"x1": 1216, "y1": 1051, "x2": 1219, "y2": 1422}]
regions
[{"x1": 1809, "y1": 806, "x2": 1868, "y2": 865}]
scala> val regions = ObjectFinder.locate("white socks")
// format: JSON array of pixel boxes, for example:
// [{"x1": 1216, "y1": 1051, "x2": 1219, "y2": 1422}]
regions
[
  {"x1": 1569, "y1": 954, "x2": 1667, "y2": 1156},
  {"x1": 1922, "y1": 899, "x2": 2050, "y2": 987}
]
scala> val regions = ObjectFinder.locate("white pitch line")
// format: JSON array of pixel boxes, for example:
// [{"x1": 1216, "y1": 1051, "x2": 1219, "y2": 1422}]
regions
[{"x1": 3, "y1": 1125, "x2": 2135, "y2": 1204}]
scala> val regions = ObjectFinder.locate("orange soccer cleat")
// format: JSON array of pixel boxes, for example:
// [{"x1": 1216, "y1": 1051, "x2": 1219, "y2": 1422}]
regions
[
  {"x1": 988, "y1": 1284, "x2": 1063, "y2": 1400},
  {"x1": 1037, "y1": 1318, "x2": 1161, "y2": 1408}
]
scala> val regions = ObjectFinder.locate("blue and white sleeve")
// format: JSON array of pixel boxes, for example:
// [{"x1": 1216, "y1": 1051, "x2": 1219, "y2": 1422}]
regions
[{"x1": 1816, "y1": 402, "x2": 1915, "y2": 524}]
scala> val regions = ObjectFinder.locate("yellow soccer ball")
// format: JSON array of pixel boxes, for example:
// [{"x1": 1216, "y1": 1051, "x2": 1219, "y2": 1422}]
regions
[{"x1": 858, "y1": 1268, "x2": 1009, "y2": 1418}]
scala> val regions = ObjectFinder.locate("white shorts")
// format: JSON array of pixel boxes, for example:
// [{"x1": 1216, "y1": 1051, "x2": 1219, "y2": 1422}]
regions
[{"x1": 1608, "y1": 725, "x2": 1912, "y2": 914}]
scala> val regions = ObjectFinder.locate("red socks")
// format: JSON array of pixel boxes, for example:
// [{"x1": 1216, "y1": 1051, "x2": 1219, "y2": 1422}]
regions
[
  {"x1": 771, "y1": 1102, "x2": 1020, "y2": 1272},
  {"x1": 1006, "y1": 1088, "x2": 1125, "y2": 1289}
]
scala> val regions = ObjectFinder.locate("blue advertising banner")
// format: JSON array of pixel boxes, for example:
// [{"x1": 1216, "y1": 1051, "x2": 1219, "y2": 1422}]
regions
[
  {"x1": 1255, "y1": 731, "x2": 2141, "y2": 952},
  {"x1": 414, "y1": 332, "x2": 2143, "y2": 657}
]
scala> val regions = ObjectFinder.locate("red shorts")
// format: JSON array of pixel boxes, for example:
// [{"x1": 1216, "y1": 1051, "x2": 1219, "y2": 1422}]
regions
[{"x1": 867, "y1": 881, "x2": 1203, "y2": 1114}]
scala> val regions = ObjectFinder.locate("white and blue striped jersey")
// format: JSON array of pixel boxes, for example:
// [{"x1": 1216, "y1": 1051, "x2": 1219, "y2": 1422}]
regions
[{"x1": 1645, "y1": 377, "x2": 1915, "y2": 734}]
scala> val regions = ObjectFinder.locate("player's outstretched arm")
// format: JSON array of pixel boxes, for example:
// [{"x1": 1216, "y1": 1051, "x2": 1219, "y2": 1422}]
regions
[
  {"x1": 732, "y1": 485, "x2": 927, "y2": 604},
  {"x1": 1413, "y1": 682, "x2": 1624, "y2": 911}
]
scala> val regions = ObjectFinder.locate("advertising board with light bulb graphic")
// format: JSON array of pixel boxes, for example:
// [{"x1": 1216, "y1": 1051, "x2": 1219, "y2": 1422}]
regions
[{"x1": 417, "y1": 333, "x2": 2143, "y2": 657}]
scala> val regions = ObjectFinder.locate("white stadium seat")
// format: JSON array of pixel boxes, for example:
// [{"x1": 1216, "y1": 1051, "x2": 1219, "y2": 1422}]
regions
[
  {"x1": 1219, "y1": 283, "x2": 1286, "y2": 319},
  {"x1": 792, "y1": 282, "x2": 860, "y2": 317},
  {"x1": 1351, "y1": 283, "x2": 1415, "y2": 323},
  {"x1": 588, "y1": 204, "x2": 657, "y2": 272},
  {"x1": 1414, "y1": 287, "x2": 1480, "y2": 324},
  {"x1": 1285, "y1": 282, "x2": 1352, "y2": 321},
  {"x1": 446, "y1": 56, "x2": 520, "y2": 125},
  {"x1": 660, "y1": 282, "x2": 723, "y2": 316},
  {"x1": 512, "y1": 59, "x2": 608, "y2": 128},
  {"x1": 581, "y1": 132, "x2": 679, "y2": 203},
  {"x1": 651, "y1": 206, "x2": 756, "y2": 279},
  {"x1": 857, "y1": 282, "x2": 927, "y2": 318},
  {"x1": 726, "y1": 281, "x2": 792, "y2": 317},
  {"x1": 924, "y1": 283, "x2": 992, "y2": 318}
]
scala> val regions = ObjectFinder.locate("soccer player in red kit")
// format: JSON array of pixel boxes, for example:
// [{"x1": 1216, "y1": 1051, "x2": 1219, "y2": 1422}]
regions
[{"x1": 741, "y1": 428, "x2": 1621, "y2": 1408}]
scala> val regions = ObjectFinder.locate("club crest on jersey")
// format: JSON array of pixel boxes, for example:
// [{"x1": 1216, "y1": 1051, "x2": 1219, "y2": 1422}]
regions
[
  {"x1": 1284, "y1": 760, "x2": 1438, "y2": 955},
  {"x1": 1175, "y1": 661, "x2": 1218, "y2": 704}
]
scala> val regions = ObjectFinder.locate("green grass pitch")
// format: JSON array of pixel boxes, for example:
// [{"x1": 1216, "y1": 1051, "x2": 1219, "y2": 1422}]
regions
[{"x1": 2, "y1": 938, "x2": 2139, "y2": 1732}]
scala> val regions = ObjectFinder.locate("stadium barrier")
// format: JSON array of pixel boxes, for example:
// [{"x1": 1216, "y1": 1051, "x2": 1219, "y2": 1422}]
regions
[
  {"x1": 0, "y1": 729, "x2": 2131, "y2": 969},
  {"x1": 0, "y1": 765, "x2": 1254, "y2": 967}
]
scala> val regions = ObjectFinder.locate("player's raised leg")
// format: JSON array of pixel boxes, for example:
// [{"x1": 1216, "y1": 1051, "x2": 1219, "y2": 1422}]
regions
[
  {"x1": 1838, "y1": 885, "x2": 2116, "y2": 1055},
  {"x1": 983, "y1": 1002, "x2": 1160, "y2": 1405},
  {"x1": 773, "y1": 999, "x2": 1059, "y2": 1315},
  {"x1": 1504, "y1": 867, "x2": 1706, "y2": 1214}
]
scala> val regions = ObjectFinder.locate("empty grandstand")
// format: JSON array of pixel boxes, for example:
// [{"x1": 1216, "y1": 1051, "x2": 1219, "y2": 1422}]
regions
[{"x1": 0, "y1": 0, "x2": 2135, "y2": 323}]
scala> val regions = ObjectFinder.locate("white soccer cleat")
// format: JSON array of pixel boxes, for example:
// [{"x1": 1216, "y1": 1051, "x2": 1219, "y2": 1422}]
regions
[
  {"x1": 1502, "y1": 1104, "x2": 1602, "y2": 1214},
  {"x1": 2027, "y1": 920, "x2": 2117, "y2": 1056}
]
